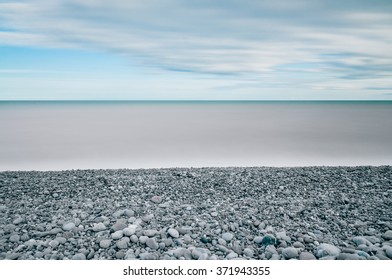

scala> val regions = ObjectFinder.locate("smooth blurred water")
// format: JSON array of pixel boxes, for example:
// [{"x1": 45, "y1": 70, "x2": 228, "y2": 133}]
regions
[{"x1": 1, "y1": 101, "x2": 391, "y2": 171}]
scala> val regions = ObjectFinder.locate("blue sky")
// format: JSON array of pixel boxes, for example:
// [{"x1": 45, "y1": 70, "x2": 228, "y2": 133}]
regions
[{"x1": 1, "y1": 0, "x2": 392, "y2": 100}]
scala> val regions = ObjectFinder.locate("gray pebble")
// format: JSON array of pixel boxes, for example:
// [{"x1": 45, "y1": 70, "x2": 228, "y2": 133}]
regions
[
  {"x1": 62, "y1": 222, "x2": 75, "y2": 231},
  {"x1": 144, "y1": 229, "x2": 158, "y2": 237},
  {"x1": 72, "y1": 253, "x2": 86, "y2": 260},
  {"x1": 382, "y1": 230, "x2": 392, "y2": 240},
  {"x1": 10, "y1": 234, "x2": 20, "y2": 243},
  {"x1": 117, "y1": 237, "x2": 130, "y2": 249},
  {"x1": 299, "y1": 252, "x2": 316, "y2": 260},
  {"x1": 146, "y1": 238, "x2": 159, "y2": 250},
  {"x1": 99, "y1": 239, "x2": 112, "y2": 249},
  {"x1": 385, "y1": 247, "x2": 392, "y2": 259},
  {"x1": 282, "y1": 247, "x2": 298, "y2": 259},
  {"x1": 243, "y1": 248, "x2": 254, "y2": 257},
  {"x1": 151, "y1": 196, "x2": 163, "y2": 204},
  {"x1": 168, "y1": 228, "x2": 179, "y2": 238},
  {"x1": 316, "y1": 243, "x2": 341, "y2": 258},
  {"x1": 13, "y1": 217, "x2": 23, "y2": 225},
  {"x1": 93, "y1": 222, "x2": 107, "y2": 232},
  {"x1": 112, "y1": 230, "x2": 124, "y2": 240},
  {"x1": 222, "y1": 232, "x2": 234, "y2": 242}
]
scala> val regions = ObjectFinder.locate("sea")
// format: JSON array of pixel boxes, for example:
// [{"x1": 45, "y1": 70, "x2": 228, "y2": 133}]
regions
[{"x1": 1, "y1": 101, "x2": 391, "y2": 171}]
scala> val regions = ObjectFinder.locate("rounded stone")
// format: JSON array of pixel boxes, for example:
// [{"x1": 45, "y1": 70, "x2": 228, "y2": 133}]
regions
[
  {"x1": 99, "y1": 239, "x2": 112, "y2": 249},
  {"x1": 382, "y1": 230, "x2": 392, "y2": 240},
  {"x1": 112, "y1": 230, "x2": 124, "y2": 240},
  {"x1": 9, "y1": 234, "x2": 20, "y2": 243},
  {"x1": 299, "y1": 252, "x2": 317, "y2": 260},
  {"x1": 72, "y1": 253, "x2": 86, "y2": 260},
  {"x1": 352, "y1": 236, "x2": 371, "y2": 246},
  {"x1": 293, "y1": 241, "x2": 305, "y2": 249},
  {"x1": 130, "y1": 235, "x2": 139, "y2": 243},
  {"x1": 168, "y1": 228, "x2": 179, "y2": 238},
  {"x1": 111, "y1": 220, "x2": 127, "y2": 231},
  {"x1": 151, "y1": 196, "x2": 162, "y2": 204},
  {"x1": 385, "y1": 246, "x2": 392, "y2": 259},
  {"x1": 316, "y1": 243, "x2": 341, "y2": 258},
  {"x1": 253, "y1": 236, "x2": 263, "y2": 244},
  {"x1": 282, "y1": 247, "x2": 299, "y2": 259},
  {"x1": 116, "y1": 237, "x2": 129, "y2": 249},
  {"x1": 62, "y1": 222, "x2": 75, "y2": 231},
  {"x1": 222, "y1": 232, "x2": 234, "y2": 242},
  {"x1": 123, "y1": 227, "x2": 136, "y2": 236},
  {"x1": 93, "y1": 222, "x2": 107, "y2": 232},
  {"x1": 146, "y1": 238, "x2": 159, "y2": 250},
  {"x1": 243, "y1": 248, "x2": 254, "y2": 257}
]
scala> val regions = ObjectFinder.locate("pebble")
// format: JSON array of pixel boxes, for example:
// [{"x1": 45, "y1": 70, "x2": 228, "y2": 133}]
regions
[
  {"x1": 316, "y1": 243, "x2": 341, "y2": 258},
  {"x1": 146, "y1": 238, "x2": 159, "y2": 250},
  {"x1": 352, "y1": 236, "x2": 372, "y2": 246},
  {"x1": 99, "y1": 239, "x2": 112, "y2": 249},
  {"x1": 282, "y1": 247, "x2": 298, "y2": 259},
  {"x1": 139, "y1": 236, "x2": 148, "y2": 244},
  {"x1": 72, "y1": 253, "x2": 86, "y2": 260},
  {"x1": 62, "y1": 222, "x2": 76, "y2": 231},
  {"x1": 222, "y1": 232, "x2": 234, "y2": 242},
  {"x1": 112, "y1": 220, "x2": 127, "y2": 231},
  {"x1": 13, "y1": 217, "x2": 23, "y2": 225},
  {"x1": 130, "y1": 235, "x2": 139, "y2": 243},
  {"x1": 382, "y1": 230, "x2": 392, "y2": 240},
  {"x1": 385, "y1": 247, "x2": 392, "y2": 259},
  {"x1": 243, "y1": 248, "x2": 254, "y2": 257},
  {"x1": 112, "y1": 230, "x2": 124, "y2": 240},
  {"x1": 226, "y1": 252, "x2": 238, "y2": 259},
  {"x1": 337, "y1": 253, "x2": 361, "y2": 260},
  {"x1": 151, "y1": 196, "x2": 163, "y2": 204},
  {"x1": 117, "y1": 237, "x2": 130, "y2": 249},
  {"x1": 144, "y1": 229, "x2": 158, "y2": 237},
  {"x1": 168, "y1": 228, "x2": 179, "y2": 238},
  {"x1": 123, "y1": 227, "x2": 136, "y2": 236},
  {"x1": 49, "y1": 240, "x2": 59, "y2": 248},
  {"x1": 299, "y1": 252, "x2": 316, "y2": 260},
  {"x1": 9, "y1": 234, "x2": 20, "y2": 243}
]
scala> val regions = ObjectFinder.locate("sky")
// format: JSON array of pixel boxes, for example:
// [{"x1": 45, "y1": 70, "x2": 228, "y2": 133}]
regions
[{"x1": 1, "y1": 0, "x2": 392, "y2": 100}]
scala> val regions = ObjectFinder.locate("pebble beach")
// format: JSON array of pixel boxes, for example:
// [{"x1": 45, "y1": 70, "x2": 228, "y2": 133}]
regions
[{"x1": 0, "y1": 166, "x2": 391, "y2": 260}]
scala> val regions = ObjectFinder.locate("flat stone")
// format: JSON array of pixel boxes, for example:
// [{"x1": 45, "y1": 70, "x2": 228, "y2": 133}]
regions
[
  {"x1": 99, "y1": 239, "x2": 112, "y2": 249},
  {"x1": 352, "y1": 236, "x2": 372, "y2": 246},
  {"x1": 226, "y1": 252, "x2": 238, "y2": 260},
  {"x1": 299, "y1": 252, "x2": 316, "y2": 260},
  {"x1": 192, "y1": 248, "x2": 210, "y2": 259},
  {"x1": 382, "y1": 230, "x2": 392, "y2": 240},
  {"x1": 62, "y1": 222, "x2": 75, "y2": 231},
  {"x1": 282, "y1": 247, "x2": 298, "y2": 259},
  {"x1": 92, "y1": 222, "x2": 107, "y2": 232},
  {"x1": 146, "y1": 238, "x2": 159, "y2": 250},
  {"x1": 316, "y1": 243, "x2": 341, "y2": 258},
  {"x1": 139, "y1": 236, "x2": 148, "y2": 244},
  {"x1": 222, "y1": 232, "x2": 234, "y2": 242},
  {"x1": 144, "y1": 229, "x2": 158, "y2": 237},
  {"x1": 72, "y1": 253, "x2": 86, "y2": 260},
  {"x1": 111, "y1": 220, "x2": 127, "y2": 231},
  {"x1": 337, "y1": 253, "x2": 361, "y2": 260},
  {"x1": 139, "y1": 253, "x2": 158, "y2": 260},
  {"x1": 13, "y1": 217, "x2": 23, "y2": 225},
  {"x1": 168, "y1": 228, "x2": 179, "y2": 238},
  {"x1": 151, "y1": 196, "x2": 163, "y2": 204},
  {"x1": 293, "y1": 241, "x2": 305, "y2": 249}
]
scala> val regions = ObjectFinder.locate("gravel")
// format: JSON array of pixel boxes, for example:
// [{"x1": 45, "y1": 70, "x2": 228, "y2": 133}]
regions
[{"x1": 0, "y1": 166, "x2": 391, "y2": 260}]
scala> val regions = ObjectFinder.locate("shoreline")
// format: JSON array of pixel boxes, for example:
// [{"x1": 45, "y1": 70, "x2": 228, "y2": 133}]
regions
[{"x1": 1, "y1": 166, "x2": 391, "y2": 260}]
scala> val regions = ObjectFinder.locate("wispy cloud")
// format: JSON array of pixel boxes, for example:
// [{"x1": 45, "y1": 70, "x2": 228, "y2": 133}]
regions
[{"x1": 1, "y1": 0, "x2": 392, "y2": 99}]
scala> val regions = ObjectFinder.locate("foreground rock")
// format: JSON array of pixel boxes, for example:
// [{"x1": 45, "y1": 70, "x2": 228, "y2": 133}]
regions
[{"x1": 0, "y1": 166, "x2": 391, "y2": 260}]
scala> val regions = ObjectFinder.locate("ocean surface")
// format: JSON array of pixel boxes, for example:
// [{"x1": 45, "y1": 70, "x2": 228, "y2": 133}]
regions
[{"x1": 1, "y1": 101, "x2": 391, "y2": 171}]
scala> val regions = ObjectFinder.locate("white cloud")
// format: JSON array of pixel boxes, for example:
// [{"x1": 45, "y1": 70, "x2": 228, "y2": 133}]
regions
[{"x1": 1, "y1": 0, "x2": 392, "y2": 99}]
